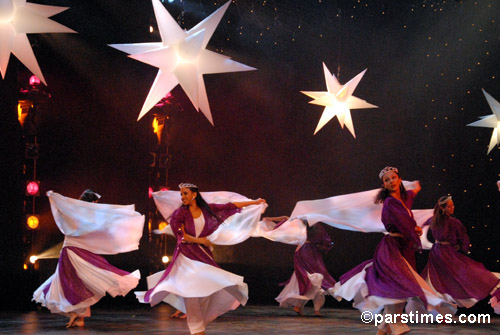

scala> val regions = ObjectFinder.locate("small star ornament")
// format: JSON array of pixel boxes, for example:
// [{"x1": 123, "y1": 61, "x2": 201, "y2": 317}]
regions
[
  {"x1": 302, "y1": 62, "x2": 377, "y2": 138},
  {"x1": 110, "y1": 0, "x2": 256, "y2": 124},
  {"x1": 467, "y1": 89, "x2": 500, "y2": 155},
  {"x1": 0, "y1": 0, "x2": 75, "y2": 85}
]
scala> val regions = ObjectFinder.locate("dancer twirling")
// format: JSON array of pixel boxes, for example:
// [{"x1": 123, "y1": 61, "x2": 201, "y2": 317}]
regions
[
  {"x1": 333, "y1": 167, "x2": 445, "y2": 335},
  {"x1": 136, "y1": 183, "x2": 266, "y2": 335},
  {"x1": 421, "y1": 196, "x2": 500, "y2": 313},
  {"x1": 268, "y1": 217, "x2": 336, "y2": 316},
  {"x1": 33, "y1": 190, "x2": 144, "y2": 328}
]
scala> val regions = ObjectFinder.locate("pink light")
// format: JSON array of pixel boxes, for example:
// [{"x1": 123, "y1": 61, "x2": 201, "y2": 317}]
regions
[
  {"x1": 26, "y1": 181, "x2": 39, "y2": 195},
  {"x1": 148, "y1": 187, "x2": 153, "y2": 199},
  {"x1": 160, "y1": 187, "x2": 169, "y2": 192},
  {"x1": 29, "y1": 75, "x2": 41, "y2": 86}
]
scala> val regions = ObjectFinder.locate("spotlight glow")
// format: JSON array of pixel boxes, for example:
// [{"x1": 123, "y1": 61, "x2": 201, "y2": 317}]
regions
[
  {"x1": 29, "y1": 255, "x2": 38, "y2": 264},
  {"x1": 26, "y1": 181, "x2": 39, "y2": 196},
  {"x1": 162, "y1": 255, "x2": 169, "y2": 263},
  {"x1": 27, "y1": 215, "x2": 39, "y2": 229}
]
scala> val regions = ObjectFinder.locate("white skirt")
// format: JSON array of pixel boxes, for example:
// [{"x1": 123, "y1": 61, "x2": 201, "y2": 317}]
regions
[
  {"x1": 333, "y1": 260, "x2": 446, "y2": 314},
  {"x1": 136, "y1": 254, "x2": 248, "y2": 334},
  {"x1": 33, "y1": 248, "x2": 140, "y2": 316},
  {"x1": 275, "y1": 272, "x2": 333, "y2": 311}
]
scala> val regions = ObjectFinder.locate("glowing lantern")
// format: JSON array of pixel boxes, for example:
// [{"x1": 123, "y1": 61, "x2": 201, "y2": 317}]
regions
[
  {"x1": 29, "y1": 75, "x2": 41, "y2": 86},
  {"x1": 158, "y1": 221, "x2": 168, "y2": 231},
  {"x1": 27, "y1": 215, "x2": 39, "y2": 229},
  {"x1": 26, "y1": 181, "x2": 40, "y2": 196},
  {"x1": 148, "y1": 186, "x2": 153, "y2": 199}
]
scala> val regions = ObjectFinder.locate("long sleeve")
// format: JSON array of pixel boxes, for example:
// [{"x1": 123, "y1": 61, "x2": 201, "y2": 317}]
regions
[{"x1": 382, "y1": 197, "x2": 421, "y2": 249}]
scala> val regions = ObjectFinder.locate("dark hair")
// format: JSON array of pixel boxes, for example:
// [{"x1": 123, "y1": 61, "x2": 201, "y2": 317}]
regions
[
  {"x1": 374, "y1": 171, "x2": 408, "y2": 204},
  {"x1": 79, "y1": 189, "x2": 100, "y2": 203},
  {"x1": 184, "y1": 185, "x2": 218, "y2": 219},
  {"x1": 430, "y1": 195, "x2": 451, "y2": 229}
]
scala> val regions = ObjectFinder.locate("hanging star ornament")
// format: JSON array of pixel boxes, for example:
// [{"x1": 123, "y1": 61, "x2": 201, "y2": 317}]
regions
[
  {"x1": 467, "y1": 89, "x2": 500, "y2": 155},
  {"x1": 301, "y1": 62, "x2": 378, "y2": 138},
  {"x1": 109, "y1": 0, "x2": 256, "y2": 124},
  {"x1": 0, "y1": 0, "x2": 75, "y2": 85}
]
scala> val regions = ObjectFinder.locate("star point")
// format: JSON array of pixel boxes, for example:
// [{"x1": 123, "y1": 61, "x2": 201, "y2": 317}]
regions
[
  {"x1": 0, "y1": 0, "x2": 75, "y2": 85},
  {"x1": 110, "y1": 0, "x2": 256, "y2": 125},
  {"x1": 302, "y1": 63, "x2": 377, "y2": 138},
  {"x1": 467, "y1": 89, "x2": 500, "y2": 154}
]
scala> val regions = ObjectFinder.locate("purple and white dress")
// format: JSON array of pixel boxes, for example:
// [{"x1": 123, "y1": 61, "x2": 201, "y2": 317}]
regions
[
  {"x1": 275, "y1": 222, "x2": 337, "y2": 312},
  {"x1": 136, "y1": 203, "x2": 249, "y2": 335},
  {"x1": 422, "y1": 215, "x2": 500, "y2": 313},
  {"x1": 333, "y1": 190, "x2": 445, "y2": 313},
  {"x1": 33, "y1": 191, "x2": 144, "y2": 317}
]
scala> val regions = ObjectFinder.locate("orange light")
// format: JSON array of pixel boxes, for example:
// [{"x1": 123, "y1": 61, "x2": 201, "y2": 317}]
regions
[
  {"x1": 158, "y1": 221, "x2": 168, "y2": 231},
  {"x1": 152, "y1": 117, "x2": 159, "y2": 134},
  {"x1": 23, "y1": 264, "x2": 28, "y2": 270},
  {"x1": 26, "y1": 181, "x2": 40, "y2": 196},
  {"x1": 27, "y1": 215, "x2": 39, "y2": 229},
  {"x1": 17, "y1": 100, "x2": 31, "y2": 127}
]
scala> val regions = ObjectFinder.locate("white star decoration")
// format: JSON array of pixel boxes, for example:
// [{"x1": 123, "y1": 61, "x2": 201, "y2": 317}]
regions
[
  {"x1": 0, "y1": 0, "x2": 75, "y2": 85},
  {"x1": 110, "y1": 0, "x2": 256, "y2": 124},
  {"x1": 301, "y1": 62, "x2": 377, "y2": 138},
  {"x1": 467, "y1": 89, "x2": 500, "y2": 155}
]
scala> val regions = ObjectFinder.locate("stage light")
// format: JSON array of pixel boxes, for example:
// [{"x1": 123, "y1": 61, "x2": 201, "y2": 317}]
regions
[
  {"x1": 162, "y1": 255, "x2": 169, "y2": 263},
  {"x1": 29, "y1": 75, "x2": 41, "y2": 86},
  {"x1": 158, "y1": 221, "x2": 167, "y2": 231},
  {"x1": 26, "y1": 181, "x2": 40, "y2": 196},
  {"x1": 148, "y1": 187, "x2": 153, "y2": 199},
  {"x1": 23, "y1": 264, "x2": 28, "y2": 270},
  {"x1": 27, "y1": 215, "x2": 40, "y2": 229},
  {"x1": 497, "y1": 180, "x2": 500, "y2": 191},
  {"x1": 29, "y1": 255, "x2": 38, "y2": 264},
  {"x1": 159, "y1": 186, "x2": 169, "y2": 192}
]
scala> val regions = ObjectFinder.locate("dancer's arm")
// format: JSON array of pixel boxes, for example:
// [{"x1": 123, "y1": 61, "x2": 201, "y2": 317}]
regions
[{"x1": 232, "y1": 198, "x2": 266, "y2": 208}]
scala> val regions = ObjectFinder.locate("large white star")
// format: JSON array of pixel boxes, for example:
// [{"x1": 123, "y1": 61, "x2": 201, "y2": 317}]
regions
[
  {"x1": 0, "y1": 0, "x2": 75, "y2": 85},
  {"x1": 467, "y1": 89, "x2": 500, "y2": 155},
  {"x1": 109, "y1": 0, "x2": 256, "y2": 124},
  {"x1": 301, "y1": 62, "x2": 377, "y2": 138}
]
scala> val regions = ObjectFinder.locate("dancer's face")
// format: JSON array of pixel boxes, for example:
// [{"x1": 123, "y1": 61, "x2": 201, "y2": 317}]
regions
[
  {"x1": 444, "y1": 199, "x2": 455, "y2": 216},
  {"x1": 382, "y1": 171, "x2": 401, "y2": 193},
  {"x1": 180, "y1": 187, "x2": 197, "y2": 206}
]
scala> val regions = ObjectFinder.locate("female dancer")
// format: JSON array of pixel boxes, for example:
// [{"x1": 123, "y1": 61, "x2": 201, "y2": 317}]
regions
[
  {"x1": 422, "y1": 196, "x2": 500, "y2": 313},
  {"x1": 268, "y1": 217, "x2": 336, "y2": 316},
  {"x1": 136, "y1": 183, "x2": 266, "y2": 335},
  {"x1": 334, "y1": 167, "x2": 445, "y2": 335},
  {"x1": 33, "y1": 190, "x2": 143, "y2": 327}
]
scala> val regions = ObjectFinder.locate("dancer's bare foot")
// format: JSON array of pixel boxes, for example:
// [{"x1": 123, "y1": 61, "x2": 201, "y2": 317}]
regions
[
  {"x1": 293, "y1": 306, "x2": 304, "y2": 316},
  {"x1": 66, "y1": 313, "x2": 78, "y2": 328},
  {"x1": 314, "y1": 310, "x2": 323, "y2": 317},
  {"x1": 193, "y1": 332, "x2": 205, "y2": 335},
  {"x1": 170, "y1": 310, "x2": 186, "y2": 319},
  {"x1": 73, "y1": 317, "x2": 85, "y2": 327}
]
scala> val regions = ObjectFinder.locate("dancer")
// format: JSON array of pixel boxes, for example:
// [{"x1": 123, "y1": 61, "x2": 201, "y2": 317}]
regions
[
  {"x1": 33, "y1": 190, "x2": 144, "y2": 328},
  {"x1": 421, "y1": 196, "x2": 500, "y2": 313},
  {"x1": 333, "y1": 167, "x2": 445, "y2": 335},
  {"x1": 268, "y1": 216, "x2": 336, "y2": 316},
  {"x1": 136, "y1": 183, "x2": 266, "y2": 335}
]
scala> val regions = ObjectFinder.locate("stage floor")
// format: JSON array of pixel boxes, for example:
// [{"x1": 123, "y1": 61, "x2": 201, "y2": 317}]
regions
[{"x1": 2, "y1": 305, "x2": 499, "y2": 334}]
